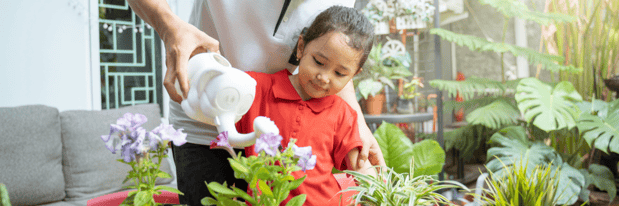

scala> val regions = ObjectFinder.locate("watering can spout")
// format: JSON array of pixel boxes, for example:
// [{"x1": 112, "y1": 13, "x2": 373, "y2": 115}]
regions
[{"x1": 176, "y1": 53, "x2": 279, "y2": 148}]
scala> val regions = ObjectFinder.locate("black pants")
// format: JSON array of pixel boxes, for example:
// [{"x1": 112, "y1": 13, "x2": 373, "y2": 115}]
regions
[{"x1": 171, "y1": 143, "x2": 248, "y2": 206}]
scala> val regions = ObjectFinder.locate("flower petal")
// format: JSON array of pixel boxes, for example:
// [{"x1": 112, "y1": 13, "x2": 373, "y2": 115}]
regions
[
  {"x1": 210, "y1": 131, "x2": 231, "y2": 149},
  {"x1": 292, "y1": 145, "x2": 312, "y2": 160}
]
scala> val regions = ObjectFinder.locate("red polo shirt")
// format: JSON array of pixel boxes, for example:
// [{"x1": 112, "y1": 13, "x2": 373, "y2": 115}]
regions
[{"x1": 236, "y1": 69, "x2": 362, "y2": 206}]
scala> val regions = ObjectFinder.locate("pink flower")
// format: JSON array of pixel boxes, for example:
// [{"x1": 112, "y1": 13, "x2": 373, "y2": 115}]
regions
[{"x1": 210, "y1": 131, "x2": 232, "y2": 149}]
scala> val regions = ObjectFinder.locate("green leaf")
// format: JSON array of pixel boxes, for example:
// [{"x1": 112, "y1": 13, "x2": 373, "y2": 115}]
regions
[
  {"x1": 577, "y1": 169, "x2": 591, "y2": 202},
  {"x1": 515, "y1": 78, "x2": 582, "y2": 132},
  {"x1": 410, "y1": 140, "x2": 445, "y2": 177},
  {"x1": 373, "y1": 121, "x2": 414, "y2": 173},
  {"x1": 154, "y1": 185, "x2": 183, "y2": 195},
  {"x1": 485, "y1": 127, "x2": 584, "y2": 205},
  {"x1": 430, "y1": 29, "x2": 582, "y2": 73},
  {"x1": 1, "y1": 184, "x2": 11, "y2": 206},
  {"x1": 554, "y1": 162, "x2": 585, "y2": 205},
  {"x1": 285, "y1": 194, "x2": 307, "y2": 206},
  {"x1": 255, "y1": 167, "x2": 273, "y2": 181},
  {"x1": 466, "y1": 99, "x2": 520, "y2": 129},
  {"x1": 486, "y1": 126, "x2": 556, "y2": 176},
  {"x1": 478, "y1": 0, "x2": 576, "y2": 25},
  {"x1": 232, "y1": 187, "x2": 256, "y2": 205},
  {"x1": 429, "y1": 77, "x2": 510, "y2": 101},
  {"x1": 156, "y1": 171, "x2": 172, "y2": 179},
  {"x1": 134, "y1": 191, "x2": 152, "y2": 206},
  {"x1": 229, "y1": 159, "x2": 249, "y2": 175},
  {"x1": 201, "y1": 197, "x2": 219, "y2": 206},
  {"x1": 207, "y1": 182, "x2": 237, "y2": 196},
  {"x1": 577, "y1": 110, "x2": 619, "y2": 154},
  {"x1": 358, "y1": 79, "x2": 384, "y2": 99},
  {"x1": 258, "y1": 180, "x2": 274, "y2": 197},
  {"x1": 288, "y1": 175, "x2": 306, "y2": 190},
  {"x1": 588, "y1": 164, "x2": 616, "y2": 202}
]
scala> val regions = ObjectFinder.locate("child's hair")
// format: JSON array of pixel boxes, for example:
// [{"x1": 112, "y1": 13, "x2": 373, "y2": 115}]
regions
[{"x1": 289, "y1": 5, "x2": 375, "y2": 70}]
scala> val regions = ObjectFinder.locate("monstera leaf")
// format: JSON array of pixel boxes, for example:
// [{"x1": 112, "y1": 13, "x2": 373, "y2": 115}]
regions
[
  {"x1": 486, "y1": 126, "x2": 557, "y2": 176},
  {"x1": 486, "y1": 126, "x2": 585, "y2": 205},
  {"x1": 466, "y1": 99, "x2": 520, "y2": 129},
  {"x1": 515, "y1": 78, "x2": 582, "y2": 132},
  {"x1": 577, "y1": 99, "x2": 619, "y2": 154},
  {"x1": 374, "y1": 122, "x2": 445, "y2": 175}
]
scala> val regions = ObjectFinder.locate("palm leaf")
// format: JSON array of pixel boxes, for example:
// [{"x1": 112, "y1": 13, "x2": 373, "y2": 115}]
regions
[
  {"x1": 444, "y1": 96, "x2": 516, "y2": 114},
  {"x1": 430, "y1": 29, "x2": 582, "y2": 73},
  {"x1": 429, "y1": 76, "x2": 509, "y2": 101},
  {"x1": 478, "y1": 0, "x2": 576, "y2": 25},
  {"x1": 515, "y1": 78, "x2": 582, "y2": 132},
  {"x1": 466, "y1": 99, "x2": 520, "y2": 130}
]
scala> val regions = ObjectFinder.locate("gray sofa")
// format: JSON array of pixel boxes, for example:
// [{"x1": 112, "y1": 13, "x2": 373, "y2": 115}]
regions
[{"x1": 0, "y1": 104, "x2": 177, "y2": 206}]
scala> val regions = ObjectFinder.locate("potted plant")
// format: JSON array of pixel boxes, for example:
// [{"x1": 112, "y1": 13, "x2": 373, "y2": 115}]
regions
[
  {"x1": 361, "y1": 0, "x2": 394, "y2": 35},
  {"x1": 355, "y1": 43, "x2": 413, "y2": 115},
  {"x1": 342, "y1": 122, "x2": 466, "y2": 205},
  {"x1": 396, "y1": 77, "x2": 424, "y2": 114},
  {"x1": 98, "y1": 113, "x2": 187, "y2": 206}
]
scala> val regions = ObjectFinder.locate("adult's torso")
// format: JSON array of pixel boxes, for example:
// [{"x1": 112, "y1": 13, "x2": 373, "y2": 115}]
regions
[{"x1": 189, "y1": 0, "x2": 356, "y2": 74}]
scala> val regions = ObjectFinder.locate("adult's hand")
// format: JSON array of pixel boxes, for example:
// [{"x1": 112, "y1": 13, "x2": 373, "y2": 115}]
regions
[
  {"x1": 337, "y1": 81, "x2": 387, "y2": 170},
  {"x1": 127, "y1": 0, "x2": 220, "y2": 103},
  {"x1": 160, "y1": 22, "x2": 219, "y2": 103}
]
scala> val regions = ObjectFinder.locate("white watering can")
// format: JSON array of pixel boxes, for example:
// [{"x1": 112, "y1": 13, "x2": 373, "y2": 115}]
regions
[{"x1": 174, "y1": 53, "x2": 279, "y2": 148}]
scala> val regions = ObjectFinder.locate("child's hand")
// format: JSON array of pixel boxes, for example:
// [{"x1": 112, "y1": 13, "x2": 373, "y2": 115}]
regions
[{"x1": 346, "y1": 148, "x2": 376, "y2": 177}]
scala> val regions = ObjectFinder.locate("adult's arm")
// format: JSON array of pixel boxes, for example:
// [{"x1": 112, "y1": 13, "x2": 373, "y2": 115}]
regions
[
  {"x1": 127, "y1": 0, "x2": 220, "y2": 103},
  {"x1": 338, "y1": 81, "x2": 387, "y2": 169}
]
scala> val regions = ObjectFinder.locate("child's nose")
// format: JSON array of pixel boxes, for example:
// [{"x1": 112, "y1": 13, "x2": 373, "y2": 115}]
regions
[{"x1": 317, "y1": 73, "x2": 330, "y2": 84}]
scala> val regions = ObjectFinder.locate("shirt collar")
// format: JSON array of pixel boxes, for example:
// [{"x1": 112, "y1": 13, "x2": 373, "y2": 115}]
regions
[{"x1": 272, "y1": 69, "x2": 336, "y2": 113}]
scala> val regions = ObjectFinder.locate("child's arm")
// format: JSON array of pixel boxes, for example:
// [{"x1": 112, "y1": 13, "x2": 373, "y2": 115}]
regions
[{"x1": 345, "y1": 148, "x2": 376, "y2": 177}]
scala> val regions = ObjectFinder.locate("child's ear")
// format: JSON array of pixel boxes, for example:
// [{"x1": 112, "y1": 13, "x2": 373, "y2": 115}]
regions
[{"x1": 296, "y1": 36, "x2": 305, "y2": 59}]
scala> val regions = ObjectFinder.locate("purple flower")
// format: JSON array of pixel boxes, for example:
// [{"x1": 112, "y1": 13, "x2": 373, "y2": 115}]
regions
[
  {"x1": 254, "y1": 133, "x2": 283, "y2": 156},
  {"x1": 150, "y1": 123, "x2": 188, "y2": 148},
  {"x1": 101, "y1": 113, "x2": 188, "y2": 162},
  {"x1": 121, "y1": 113, "x2": 148, "y2": 130},
  {"x1": 210, "y1": 131, "x2": 232, "y2": 149},
  {"x1": 293, "y1": 144, "x2": 317, "y2": 172}
]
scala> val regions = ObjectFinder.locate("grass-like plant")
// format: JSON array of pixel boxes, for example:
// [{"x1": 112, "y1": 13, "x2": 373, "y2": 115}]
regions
[
  {"x1": 342, "y1": 158, "x2": 467, "y2": 206},
  {"x1": 541, "y1": 0, "x2": 619, "y2": 101},
  {"x1": 477, "y1": 159, "x2": 571, "y2": 206}
]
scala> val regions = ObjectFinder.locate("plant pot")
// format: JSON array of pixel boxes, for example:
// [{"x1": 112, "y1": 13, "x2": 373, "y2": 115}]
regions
[
  {"x1": 373, "y1": 21, "x2": 390, "y2": 35},
  {"x1": 366, "y1": 93, "x2": 386, "y2": 115},
  {"x1": 396, "y1": 98, "x2": 415, "y2": 114},
  {"x1": 603, "y1": 75, "x2": 619, "y2": 99},
  {"x1": 87, "y1": 190, "x2": 181, "y2": 206}
]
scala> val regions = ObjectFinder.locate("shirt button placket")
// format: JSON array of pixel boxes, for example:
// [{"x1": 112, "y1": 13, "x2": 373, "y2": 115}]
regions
[{"x1": 292, "y1": 103, "x2": 303, "y2": 138}]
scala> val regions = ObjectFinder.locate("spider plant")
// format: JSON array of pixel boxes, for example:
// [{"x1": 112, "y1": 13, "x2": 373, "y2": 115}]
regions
[{"x1": 342, "y1": 158, "x2": 467, "y2": 206}]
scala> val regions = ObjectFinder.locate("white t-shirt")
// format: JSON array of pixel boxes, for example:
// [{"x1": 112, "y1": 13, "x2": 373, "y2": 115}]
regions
[{"x1": 171, "y1": 0, "x2": 356, "y2": 145}]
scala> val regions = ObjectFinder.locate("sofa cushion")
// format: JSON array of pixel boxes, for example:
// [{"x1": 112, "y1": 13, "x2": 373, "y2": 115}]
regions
[
  {"x1": 61, "y1": 104, "x2": 175, "y2": 201},
  {"x1": 0, "y1": 105, "x2": 66, "y2": 205}
]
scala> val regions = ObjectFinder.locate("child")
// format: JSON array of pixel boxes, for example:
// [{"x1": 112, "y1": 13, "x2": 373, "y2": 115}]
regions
[{"x1": 235, "y1": 5, "x2": 376, "y2": 205}]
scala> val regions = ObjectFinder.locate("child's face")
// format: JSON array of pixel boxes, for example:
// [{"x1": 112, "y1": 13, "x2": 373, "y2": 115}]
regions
[{"x1": 294, "y1": 32, "x2": 362, "y2": 100}]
